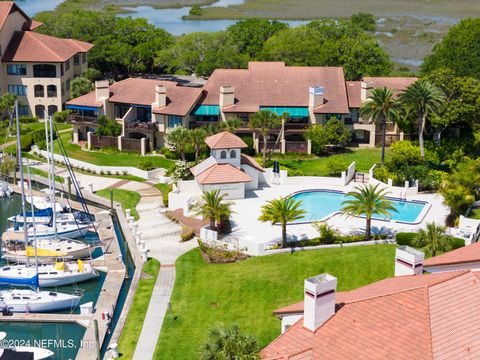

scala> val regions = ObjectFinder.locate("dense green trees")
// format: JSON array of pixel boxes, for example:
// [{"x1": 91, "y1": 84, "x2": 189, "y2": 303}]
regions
[
  {"x1": 95, "y1": 116, "x2": 122, "y2": 137},
  {"x1": 70, "y1": 76, "x2": 94, "y2": 99},
  {"x1": 304, "y1": 118, "x2": 351, "y2": 155},
  {"x1": 249, "y1": 110, "x2": 281, "y2": 167},
  {"x1": 413, "y1": 222, "x2": 451, "y2": 257},
  {"x1": 422, "y1": 18, "x2": 480, "y2": 79}
]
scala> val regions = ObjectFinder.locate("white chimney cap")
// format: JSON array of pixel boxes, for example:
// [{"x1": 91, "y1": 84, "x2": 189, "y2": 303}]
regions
[
  {"x1": 396, "y1": 246, "x2": 424, "y2": 263},
  {"x1": 309, "y1": 86, "x2": 325, "y2": 95},
  {"x1": 305, "y1": 273, "x2": 337, "y2": 294}
]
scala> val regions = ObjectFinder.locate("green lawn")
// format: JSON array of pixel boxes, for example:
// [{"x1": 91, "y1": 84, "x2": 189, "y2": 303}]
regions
[
  {"x1": 278, "y1": 148, "x2": 390, "y2": 176},
  {"x1": 154, "y1": 183, "x2": 172, "y2": 207},
  {"x1": 154, "y1": 245, "x2": 396, "y2": 359},
  {"x1": 96, "y1": 188, "x2": 141, "y2": 220},
  {"x1": 53, "y1": 132, "x2": 174, "y2": 171},
  {"x1": 23, "y1": 166, "x2": 64, "y2": 184},
  {"x1": 118, "y1": 258, "x2": 161, "y2": 359},
  {"x1": 469, "y1": 208, "x2": 480, "y2": 219}
]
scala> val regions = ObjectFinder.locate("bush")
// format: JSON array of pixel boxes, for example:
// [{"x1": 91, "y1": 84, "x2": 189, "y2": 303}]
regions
[
  {"x1": 19, "y1": 116, "x2": 38, "y2": 124},
  {"x1": 189, "y1": 4, "x2": 203, "y2": 16},
  {"x1": 326, "y1": 157, "x2": 348, "y2": 176},
  {"x1": 53, "y1": 110, "x2": 71, "y2": 123},
  {"x1": 95, "y1": 116, "x2": 122, "y2": 137},
  {"x1": 139, "y1": 158, "x2": 155, "y2": 171},
  {"x1": 313, "y1": 222, "x2": 337, "y2": 244},
  {"x1": 20, "y1": 133, "x2": 33, "y2": 151},
  {"x1": 239, "y1": 135, "x2": 255, "y2": 156},
  {"x1": 350, "y1": 12, "x2": 376, "y2": 32},
  {"x1": 286, "y1": 168, "x2": 304, "y2": 177},
  {"x1": 198, "y1": 240, "x2": 249, "y2": 264},
  {"x1": 373, "y1": 166, "x2": 391, "y2": 183},
  {"x1": 396, "y1": 232, "x2": 464, "y2": 250},
  {"x1": 180, "y1": 227, "x2": 195, "y2": 242}
]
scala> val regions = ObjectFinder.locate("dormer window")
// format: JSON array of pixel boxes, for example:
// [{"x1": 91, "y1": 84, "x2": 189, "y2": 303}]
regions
[
  {"x1": 220, "y1": 150, "x2": 227, "y2": 159},
  {"x1": 230, "y1": 150, "x2": 236, "y2": 158}
]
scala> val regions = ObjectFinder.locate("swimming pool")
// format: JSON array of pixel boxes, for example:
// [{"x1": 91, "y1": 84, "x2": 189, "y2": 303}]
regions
[{"x1": 290, "y1": 190, "x2": 428, "y2": 224}]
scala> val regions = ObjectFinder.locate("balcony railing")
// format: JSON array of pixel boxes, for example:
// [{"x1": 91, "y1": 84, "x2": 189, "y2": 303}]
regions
[
  {"x1": 68, "y1": 114, "x2": 98, "y2": 125},
  {"x1": 125, "y1": 121, "x2": 158, "y2": 132}
]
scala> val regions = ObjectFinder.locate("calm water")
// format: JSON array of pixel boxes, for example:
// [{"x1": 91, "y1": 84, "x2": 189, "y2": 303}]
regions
[
  {"x1": 291, "y1": 190, "x2": 427, "y2": 224},
  {"x1": 13, "y1": 0, "x2": 64, "y2": 16}
]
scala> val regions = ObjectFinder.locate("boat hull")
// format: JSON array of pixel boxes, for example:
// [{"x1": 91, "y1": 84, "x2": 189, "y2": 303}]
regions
[
  {"x1": 1, "y1": 246, "x2": 96, "y2": 264},
  {"x1": 0, "y1": 290, "x2": 81, "y2": 313}
]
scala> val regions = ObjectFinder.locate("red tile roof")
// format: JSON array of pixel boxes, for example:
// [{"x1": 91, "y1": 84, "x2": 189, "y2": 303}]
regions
[
  {"x1": 201, "y1": 62, "x2": 350, "y2": 114},
  {"x1": 205, "y1": 131, "x2": 248, "y2": 149},
  {"x1": 424, "y1": 242, "x2": 480, "y2": 267},
  {"x1": 364, "y1": 76, "x2": 417, "y2": 97},
  {"x1": 263, "y1": 271, "x2": 480, "y2": 360},
  {"x1": 195, "y1": 163, "x2": 251, "y2": 185},
  {"x1": 67, "y1": 78, "x2": 202, "y2": 116},
  {"x1": 241, "y1": 154, "x2": 264, "y2": 172},
  {"x1": 2, "y1": 31, "x2": 93, "y2": 62},
  {"x1": 346, "y1": 81, "x2": 362, "y2": 108},
  {"x1": 0, "y1": 2, "x2": 30, "y2": 31}
]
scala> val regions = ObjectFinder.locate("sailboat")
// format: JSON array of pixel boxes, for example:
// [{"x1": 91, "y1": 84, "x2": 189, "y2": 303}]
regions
[
  {"x1": 0, "y1": 102, "x2": 82, "y2": 313},
  {"x1": 0, "y1": 332, "x2": 54, "y2": 360},
  {"x1": 7, "y1": 208, "x2": 92, "y2": 227}
]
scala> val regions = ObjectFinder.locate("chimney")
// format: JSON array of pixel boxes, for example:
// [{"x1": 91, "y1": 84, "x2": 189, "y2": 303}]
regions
[
  {"x1": 95, "y1": 80, "x2": 110, "y2": 101},
  {"x1": 394, "y1": 246, "x2": 424, "y2": 276},
  {"x1": 360, "y1": 81, "x2": 374, "y2": 102},
  {"x1": 219, "y1": 86, "x2": 235, "y2": 107},
  {"x1": 308, "y1": 86, "x2": 325, "y2": 109},
  {"x1": 303, "y1": 273, "x2": 337, "y2": 332},
  {"x1": 155, "y1": 85, "x2": 167, "y2": 107}
]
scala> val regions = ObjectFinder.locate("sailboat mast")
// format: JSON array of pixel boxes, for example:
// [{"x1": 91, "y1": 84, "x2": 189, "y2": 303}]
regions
[
  {"x1": 26, "y1": 160, "x2": 39, "y2": 278},
  {"x1": 48, "y1": 115, "x2": 57, "y2": 238},
  {"x1": 43, "y1": 115, "x2": 52, "y2": 211},
  {"x1": 15, "y1": 100, "x2": 28, "y2": 249}
]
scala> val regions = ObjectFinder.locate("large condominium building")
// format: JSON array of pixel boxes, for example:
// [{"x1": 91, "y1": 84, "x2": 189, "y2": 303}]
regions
[
  {"x1": 67, "y1": 62, "x2": 415, "y2": 153},
  {"x1": 0, "y1": 2, "x2": 93, "y2": 118}
]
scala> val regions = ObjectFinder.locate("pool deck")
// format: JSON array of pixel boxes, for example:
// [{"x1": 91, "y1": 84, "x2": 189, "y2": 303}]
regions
[{"x1": 229, "y1": 180, "x2": 449, "y2": 246}]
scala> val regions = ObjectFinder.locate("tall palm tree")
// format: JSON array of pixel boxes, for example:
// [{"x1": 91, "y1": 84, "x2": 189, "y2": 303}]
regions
[
  {"x1": 400, "y1": 79, "x2": 445, "y2": 158},
  {"x1": 413, "y1": 222, "x2": 452, "y2": 257},
  {"x1": 198, "y1": 323, "x2": 258, "y2": 360},
  {"x1": 194, "y1": 190, "x2": 233, "y2": 230},
  {"x1": 189, "y1": 127, "x2": 207, "y2": 162},
  {"x1": 249, "y1": 110, "x2": 281, "y2": 167},
  {"x1": 165, "y1": 126, "x2": 190, "y2": 161},
  {"x1": 258, "y1": 197, "x2": 305, "y2": 248},
  {"x1": 360, "y1": 87, "x2": 399, "y2": 166},
  {"x1": 341, "y1": 184, "x2": 397, "y2": 240}
]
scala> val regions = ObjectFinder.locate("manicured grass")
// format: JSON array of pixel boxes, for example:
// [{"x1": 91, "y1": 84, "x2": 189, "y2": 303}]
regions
[
  {"x1": 278, "y1": 148, "x2": 391, "y2": 176},
  {"x1": 23, "y1": 166, "x2": 64, "y2": 184},
  {"x1": 96, "y1": 188, "x2": 141, "y2": 220},
  {"x1": 154, "y1": 245, "x2": 396, "y2": 359},
  {"x1": 154, "y1": 183, "x2": 173, "y2": 207},
  {"x1": 469, "y1": 208, "x2": 480, "y2": 219},
  {"x1": 53, "y1": 133, "x2": 174, "y2": 171},
  {"x1": 118, "y1": 258, "x2": 161, "y2": 359}
]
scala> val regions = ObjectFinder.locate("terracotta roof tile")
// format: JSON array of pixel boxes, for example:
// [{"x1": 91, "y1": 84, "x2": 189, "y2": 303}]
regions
[
  {"x1": 195, "y1": 163, "x2": 251, "y2": 185},
  {"x1": 205, "y1": 131, "x2": 247, "y2": 149},
  {"x1": 425, "y1": 242, "x2": 480, "y2": 267},
  {"x1": 201, "y1": 62, "x2": 350, "y2": 114},
  {"x1": 0, "y1": 2, "x2": 31, "y2": 31},
  {"x1": 346, "y1": 81, "x2": 362, "y2": 108},
  {"x1": 240, "y1": 154, "x2": 264, "y2": 172},
  {"x1": 263, "y1": 270, "x2": 479, "y2": 360},
  {"x1": 2, "y1": 31, "x2": 93, "y2": 62},
  {"x1": 364, "y1": 76, "x2": 417, "y2": 97}
]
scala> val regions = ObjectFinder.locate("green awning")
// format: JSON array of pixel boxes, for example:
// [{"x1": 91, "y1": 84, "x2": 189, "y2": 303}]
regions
[
  {"x1": 193, "y1": 105, "x2": 220, "y2": 116},
  {"x1": 260, "y1": 107, "x2": 309, "y2": 117}
]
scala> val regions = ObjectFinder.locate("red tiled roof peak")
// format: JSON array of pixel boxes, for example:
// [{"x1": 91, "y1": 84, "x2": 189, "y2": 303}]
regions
[{"x1": 204, "y1": 131, "x2": 248, "y2": 149}]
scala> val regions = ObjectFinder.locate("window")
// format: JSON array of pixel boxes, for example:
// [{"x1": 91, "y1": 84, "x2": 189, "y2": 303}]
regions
[
  {"x1": 65, "y1": 59, "x2": 70, "y2": 71},
  {"x1": 220, "y1": 151, "x2": 227, "y2": 159},
  {"x1": 66, "y1": 79, "x2": 71, "y2": 94},
  {"x1": 61, "y1": 64, "x2": 64, "y2": 77},
  {"x1": 35, "y1": 105, "x2": 45, "y2": 119},
  {"x1": 47, "y1": 85, "x2": 57, "y2": 98},
  {"x1": 74, "y1": 55, "x2": 80, "y2": 66},
  {"x1": 34, "y1": 85, "x2": 44, "y2": 98},
  {"x1": 48, "y1": 105, "x2": 58, "y2": 116},
  {"x1": 136, "y1": 106, "x2": 151, "y2": 122},
  {"x1": 7, "y1": 64, "x2": 26, "y2": 75},
  {"x1": 8, "y1": 84, "x2": 27, "y2": 96},
  {"x1": 236, "y1": 113, "x2": 250, "y2": 123},
  {"x1": 230, "y1": 150, "x2": 236, "y2": 158},
  {"x1": 115, "y1": 104, "x2": 131, "y2": 119},
  {"x1": 82, "y1": 53, "x2": 87, "y2": 64},
  {"x1": 19, "y1": 105, "x2": 29, "y2": 116},
  {"x1": 167, "y1": 115, "x2": 183, "y2": 128},
  {"x1": 33, "y1": 64, "x2": 56, "y2": 78}
]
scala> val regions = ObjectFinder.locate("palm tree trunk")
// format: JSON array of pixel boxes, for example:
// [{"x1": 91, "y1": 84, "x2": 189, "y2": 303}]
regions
[
  {"x1": 418, "y1": 113, "x2": 425, "y2": 158},
  {"x1": 195, "y1": 146, "x2": 199, "y2": 162},
  {"x1": 380, "y1": 118, "x2": 386, "y2": 166},
  {"x1": 180, "y1": 151, "x2": 186, "y2": 161},
  {"x1": 366, "y1": 217, "x2": 371, "y2": 240},
  {"x1": 262, "y1": 132, "x2": 267, "y2": 168},
  {"x1": 209, "y1": 217, "x2": 215, "y2": 230},
  {"x1": 433, "y1": 128, "x2": 442, "y2": 147},
  {"x1": 281, "y1": 223, "x2": 287, "y2": 248}
]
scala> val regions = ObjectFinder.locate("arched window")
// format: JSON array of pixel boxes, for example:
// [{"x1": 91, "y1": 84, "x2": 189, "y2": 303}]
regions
[
  {"x1": 230, "y1": 150, "x2": 236, "y2": 158},
  {"x1": 47, "y1": 85, "x2": 57, "y2": 98},
  {"x1": 48, "y1": 105, "x2": 58, "y2": 116},
  {"x1": 220, "y1": 150, "x2": 227, "y2": 159},
  {"x1": 34, "y1": 85, "x2": 44, "y2": 98},
  {"x1": 35, "y1": 105, "x2": 45, "y2": 119}
]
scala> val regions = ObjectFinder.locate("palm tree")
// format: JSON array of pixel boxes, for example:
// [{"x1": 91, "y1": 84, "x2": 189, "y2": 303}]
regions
[
  {"x1": 413, "y1": 222, "x2": 452, "y2": 257},
  {"x1": 258, "y1": 197, "x2": 305, "y2": 248},
  {"x1": 360, "y1": 87, "x2": 398, "y2": 166},
  {"x1": 218, "y1": 118, "x2": 244, "y2": 132},
  {"x1": 189, "y1": 128, "x2": 207, "y2": 162},
  {"x1": 400, "y1": 80, "x2": 445, "y2": 158},
  {"x1": 165, "y1": 126, "x2": 190, "y2": 161},
  {"x1": 194, "y1": 190, "x2": 233, "y2": 230},
  {"x1": 249, "y1": 110, "x2": 281, "y2": 167},
  {"x1": 341, "y1": 184, "x2": 397, "y2": 240},
  {"x1": 198, "y1": 323, "x2": 258, "y2": 360}
]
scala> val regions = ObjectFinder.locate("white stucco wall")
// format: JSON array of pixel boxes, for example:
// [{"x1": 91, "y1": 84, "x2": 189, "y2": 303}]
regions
[
  {"x1": 242, "y1": 164, "x2": 258, "y2": 190},
  {"x1": 211, "y1": 148, "x2": 241, "y2": 167},
  {"x1": 201, "y1": 182, "x2": 245, "y2": 199},
  {"x1": 281, "y1": 314, "x2": 303, "y2": 333}
]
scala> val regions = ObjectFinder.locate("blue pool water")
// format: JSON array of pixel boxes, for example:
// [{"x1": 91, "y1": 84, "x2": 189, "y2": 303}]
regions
[{"x1": 290, "y1": 190, "x2": 427, "y2": 224}]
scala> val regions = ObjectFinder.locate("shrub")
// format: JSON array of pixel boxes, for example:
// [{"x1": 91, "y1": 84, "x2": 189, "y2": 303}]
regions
[
  {"x1": 326, "y1": 157, "x2": 348, "y2": 176},
  {"x1": 180, "y1": 227, "x2": 195, "y2": 242},
  {"x1": 19, "y1": 116, "x2": 38, "y2": 123},
  {"x1": 198, "y1": 240, "x2": 249, "y2": 264},
  {"x1": 20, "y1": 133, "x2": 33, "y2": 151},
  {"x1": 286, "y1": 168, "x2": 304, "y2": 177},
  {"x1": 189, "y1": 4, "x2": 203, "y2": 15},
  {"x1": 139, "y1": 158, "x2": 155, "y2": 171},
  {"x1": 313, "y1": 222, "x2": 337, "y2": 244},
  {"x1": 373, "y1": 166, "x2": 391, "y2": 183},
  {"x1": 95, "y1": 116, "x2": 122, "y2": 137},
  {"x1": 53, "y1": 110, "x2": 71, "y2": 123}
]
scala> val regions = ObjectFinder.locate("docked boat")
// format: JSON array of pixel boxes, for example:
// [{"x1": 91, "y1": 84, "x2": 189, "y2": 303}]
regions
[
  {"x1": 0, "y1": 333, "x2": 54, "y2": 360},
  {"x1": 8, "y1": 208, "x2": 93, "y2": 227},
  {"x1": 3, "y1": 221, "x2": 90, "y2": 241},
  {"x1": 0, "y1": 289, "x2": 81, "y2": 313},
  {"x1": 0, "y1": 260, "x2": 98, "y2": 287}
]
